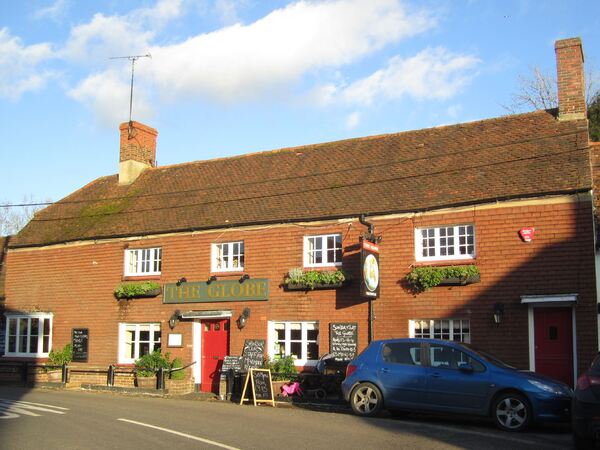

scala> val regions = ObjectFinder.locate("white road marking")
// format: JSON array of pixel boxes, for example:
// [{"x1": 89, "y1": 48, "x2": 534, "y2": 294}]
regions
[
  {"x1": 0, "y1": 399, "x2": 68, "y2": 419},
  {"x1": 118, "y1": 418, "x2": 241, "y2": 450}
]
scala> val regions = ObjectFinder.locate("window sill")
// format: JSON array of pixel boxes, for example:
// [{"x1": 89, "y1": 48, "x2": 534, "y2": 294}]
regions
[
  {"x1": 122, "y1": 275, "x2": 161, "y2": 281},
  {"x1": 412, "y1": 259, "x2": 476, "y2": 267},
  {"x1": 210, "y1": 271, "x2": 245, "y2": 277}
]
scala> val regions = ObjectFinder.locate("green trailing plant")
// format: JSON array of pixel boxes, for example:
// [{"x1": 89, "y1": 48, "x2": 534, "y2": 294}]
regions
[
  {"x1": 284, "y1": 267, "x2": 350, "y2": 290},
  {"x1": 263, "y1": 355, "x2": 298, "y2": 381},
  {"x1": 114, "y1": 282, "x2": 160, "y2": 299},
  {"x1": 135, "y1": 350, "x2": 171, "y2": 377},
  {"x1": 46, "y1": 343, "x2": 72, "y2": 369},
  {"x1": 405, "y1": 265, "x2": 480, "y2": 293}
]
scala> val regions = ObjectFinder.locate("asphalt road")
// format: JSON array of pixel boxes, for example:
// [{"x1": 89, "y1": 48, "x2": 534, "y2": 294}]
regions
[{"x1": 0, "y1": 386, "x2": 573, "y2": 449}]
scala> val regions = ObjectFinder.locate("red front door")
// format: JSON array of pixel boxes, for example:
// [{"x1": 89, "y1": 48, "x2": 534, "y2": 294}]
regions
[
  {"x1": 201, "y1": 319, "x2": 230, "y2": 393},
  {"x1": 534, "y1": 307, "x2": 573, "y2": 386}
]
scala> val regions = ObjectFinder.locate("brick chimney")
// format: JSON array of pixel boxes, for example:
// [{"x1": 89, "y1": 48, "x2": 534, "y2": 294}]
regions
[
  {"x1": 118, "y1": 121, "x2": 158, "y2": 185},
  {"x1": 555, "y1": 37, "x2": 586, "y2": 121}
]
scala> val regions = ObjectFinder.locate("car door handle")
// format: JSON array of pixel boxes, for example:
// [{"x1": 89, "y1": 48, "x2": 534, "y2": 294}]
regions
[
  {"x1": 380, "y1": 368, "x2": 390, "y2": 373},
  {"x1": 430, "y1": 373, "x2": 441, "y2": 378}
]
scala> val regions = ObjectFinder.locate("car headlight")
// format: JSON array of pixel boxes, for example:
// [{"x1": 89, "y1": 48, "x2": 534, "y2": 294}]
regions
[{"x1": 528, "y1": 379, "x2": 565, "y2": 395}]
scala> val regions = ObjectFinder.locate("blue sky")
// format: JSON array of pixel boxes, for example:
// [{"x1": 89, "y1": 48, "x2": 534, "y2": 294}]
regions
[{"x1": 1, "y1": 0, "x2": 599, "y2": 207}]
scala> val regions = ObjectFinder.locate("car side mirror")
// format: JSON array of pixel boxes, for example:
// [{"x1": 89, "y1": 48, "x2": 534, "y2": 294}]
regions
[{"x1": 458, "y1": 363, "x2": 474, "y2": 373}]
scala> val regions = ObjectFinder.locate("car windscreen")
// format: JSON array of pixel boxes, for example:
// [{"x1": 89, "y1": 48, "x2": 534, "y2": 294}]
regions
[{"x1": 463, "y1": 345, "x2": 516, "y2": 369}]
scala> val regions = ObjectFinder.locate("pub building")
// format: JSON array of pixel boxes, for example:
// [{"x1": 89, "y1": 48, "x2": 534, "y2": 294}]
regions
[{"x1": 2, "y1": 38, "x2": 599, "y2": 393}]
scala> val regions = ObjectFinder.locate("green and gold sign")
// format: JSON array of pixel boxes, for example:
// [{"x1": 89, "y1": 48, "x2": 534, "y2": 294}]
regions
[{"x1": 163, "y1": 279, "x2": 269, "y2": 304}]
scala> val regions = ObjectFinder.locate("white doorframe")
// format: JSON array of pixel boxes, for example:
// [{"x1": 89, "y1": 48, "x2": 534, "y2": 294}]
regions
[
  {"x1": 526, "y1": 301, "x2": 577, "y2": 385},
  {"x1": 193, "y1": 321, "x2": 202, "y2": 386}
]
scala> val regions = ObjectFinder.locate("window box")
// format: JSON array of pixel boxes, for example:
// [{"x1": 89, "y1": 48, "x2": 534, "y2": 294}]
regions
[
  {"x1": 405, "y1": 265, "x2": 480, "y2": 293},
  {"x1": 283, "y1": 267, "x2": 351, "y2": 291},
  {"x1": 285, "y1": 281, "x2": 345, "y2": 291},
  {"x1": 438, "y1": 274, "x2": 481, "y2": 286},
  {"x1": 114, "y1": 282, "x2": 161, "y2": 300}
]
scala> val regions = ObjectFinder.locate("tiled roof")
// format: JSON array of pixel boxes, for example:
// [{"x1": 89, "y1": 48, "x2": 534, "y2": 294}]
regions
[{"x1": 11, "y1": 109, "x2": 591, "y2": 248}]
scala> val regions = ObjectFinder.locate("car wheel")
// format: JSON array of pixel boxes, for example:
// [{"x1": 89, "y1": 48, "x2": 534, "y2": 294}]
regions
[
  {"x1": 492, "y1": 392, "x2": 531, "y2": 432},
  {"x1": 350, "y1": 382, "x2": 383, "y2": 417}
]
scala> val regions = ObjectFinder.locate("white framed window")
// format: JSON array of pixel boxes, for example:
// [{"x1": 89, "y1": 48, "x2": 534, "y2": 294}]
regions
[
  {"x1": 4, "y1": 313, "x2": 53, "y2": 357},
  {"x1": 304, "y1": 234, "x2": 342, "y2": 267},
  {"x1": 212, "y1": 241, "x2": 244, "y2": 272},
  {"x1": 409, "y1": 319, "x2": 471, "y2": 343},
  {"x1": 124, "y1": 247, "x2": 162, "y2": 276},
  {"x1": 415, "y1": 224, "x2": 475, "y2": 261},
  {"x1": 118, "y1": 323, "x2": 161, "y2": 364},
  {"x1": 268, "y1": 321, "x2": 319, "y2": 365}
]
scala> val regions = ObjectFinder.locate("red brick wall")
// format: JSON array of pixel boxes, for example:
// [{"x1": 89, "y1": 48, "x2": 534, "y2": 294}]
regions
[
  {"x1": 4, "y1": 197, "x2": 597, "y2": 376},
  {"x1": 119, "y1": 121, "x2": 157, "y2": 165}
]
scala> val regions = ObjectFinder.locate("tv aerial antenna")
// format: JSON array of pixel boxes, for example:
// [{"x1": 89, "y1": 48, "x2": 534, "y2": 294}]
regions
[{"x1": 110, "y1": 53, "x2": 151, "y2": 137}]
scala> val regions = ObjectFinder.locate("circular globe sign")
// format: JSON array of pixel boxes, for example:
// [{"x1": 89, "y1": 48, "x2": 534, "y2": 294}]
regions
[{"x1": 363, "y1": 253, "x2": 379, "y2": 292}]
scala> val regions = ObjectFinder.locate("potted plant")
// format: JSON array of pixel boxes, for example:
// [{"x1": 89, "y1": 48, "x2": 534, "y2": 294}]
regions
[
  {"x1": 134, "y1": 350, "x2": 170, "y2": 389},
  {"x1": 45, "y1": 343, "x2": 72, "y2": 382},
  {"x1": 284, "y1": 267, "x2": 351, "y2": 291},
  {"x1": 114, "y1": 282, "x2": 161, "y2": 300},
  {"x1": 405, "y1": 265, "x2": 480, "y2": 293},
  {"x1": 263, "y1": 355, "x2": 298, "y2": 396}
]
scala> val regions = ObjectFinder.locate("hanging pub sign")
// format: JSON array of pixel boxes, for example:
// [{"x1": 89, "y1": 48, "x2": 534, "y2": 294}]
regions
[{"x1": 360, "y1": 240, "x2": 380, "y2": 299}]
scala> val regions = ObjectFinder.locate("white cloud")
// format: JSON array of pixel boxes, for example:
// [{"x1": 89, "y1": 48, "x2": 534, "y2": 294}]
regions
[
  {"x1": 60, "y1": 0, "x2": 183, "y2": 64},
  {"x1": 146, "y1": 0, "x2": 435, "y2": 101},
  {"x1": 0, "y1": 28, "x2": 54, "y2": 99},
  {"x1": 214, "y1": 0, "x2": 249, "y2": 25},
  {"x1": 68, "y1": 70, "x2": 153, "y2": 127},
  {"x1": 345, "y1": 111, "x2": 361, "y2": 129},
  {"x1": 34, "y1": 0, "x2": 70, "y2": 22},
  {"x1": 340, "y1": 47, "x2": 480, "y2": 106}
]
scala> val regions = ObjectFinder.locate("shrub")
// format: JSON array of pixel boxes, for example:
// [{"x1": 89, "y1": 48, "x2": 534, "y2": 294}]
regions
[
  {"x1": 135, "y1": 350, "x2": 171, "y2": 377},
  {"x1": 263, "y1": 355, "x2": 298, "y2": 381},
  {"x1": 47, "y1": 343, "x2": 72, "y2": 368},
  {"x1": 284, "y1": 268, "x2": 350, "y2": 290},
  {"x1": 169, "y1": 357, "x2": 186, "y2": 380}
]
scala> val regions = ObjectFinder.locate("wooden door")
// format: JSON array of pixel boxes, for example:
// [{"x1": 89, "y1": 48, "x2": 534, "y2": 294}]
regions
[
  {"x1": 201, "y1": 319, "x2": 230, "y2": 393},
  {"x1": 534, "y1": 307, "x2": 573, "y2": 386}
]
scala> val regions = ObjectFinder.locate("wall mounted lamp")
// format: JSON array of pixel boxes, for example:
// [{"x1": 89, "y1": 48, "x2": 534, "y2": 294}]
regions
[
  {"x1": 237, "y1": 307, "x2": 251, "y2": 330},
  {"x1": 207, "y1": 275, "x2": 217, "y2": 284},
  {"x1": 493, "y1": 303, "x2": 504, "y2": 325},
  {"x1": 168, "y1": 310, "x2": 181, "y2": 329},
  {"x1": 239, "y1": 274, "x2": 250, "y2": 283},
  {"x1": 176, "y1": 277, "x2": 187, "y2": 286}
]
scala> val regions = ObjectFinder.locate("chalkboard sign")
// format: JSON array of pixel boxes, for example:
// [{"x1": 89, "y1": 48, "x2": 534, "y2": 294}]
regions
[
  {"x1": 329, "y1": 323, "x2": 358, "y2": 361},
  {"x1": 222, "y1": 356, "x2": 243, "y2": 373},
  {"x1": 242, "y1": 339, "x2": 265, "y2": 370},
  {"x1": 239, "y1": 368, "x2": 275, "y2": 407},
  {"x1": 72, "y1": 328, "x2": 89, "y2": 362}
]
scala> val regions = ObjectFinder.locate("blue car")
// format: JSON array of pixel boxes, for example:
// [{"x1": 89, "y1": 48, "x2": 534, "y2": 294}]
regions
[{"x1": 341, "y1": 338, "x2": 572, "y2": 432}]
